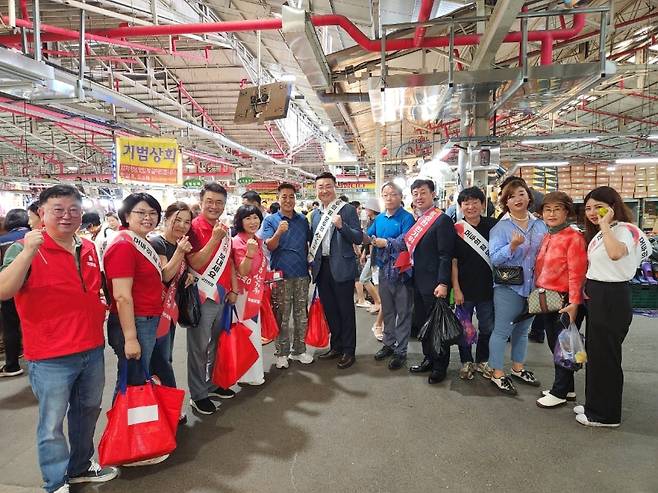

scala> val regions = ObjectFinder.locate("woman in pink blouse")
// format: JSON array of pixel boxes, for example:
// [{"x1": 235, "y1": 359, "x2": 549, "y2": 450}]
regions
[{"x1": 231, "y1": 205, "x2": 267, "y2": 385}]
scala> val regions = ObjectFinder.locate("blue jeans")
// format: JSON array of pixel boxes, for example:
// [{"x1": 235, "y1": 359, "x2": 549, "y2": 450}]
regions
[
  {"x1": 27, "y1": 346, "x2": 105, "y2": 493},
  {"x1": 488, "y1": 286, "x2": 534, "y2": 371},
  {"x1": 107, "y1": 313, "x2": 158, "y2": 395},
  {"x1": 457, "y1": 300, "x2": 494, "y2": 364},
  {"x1": 150, "y1": 325, "x2": 177, "y2": 388}
]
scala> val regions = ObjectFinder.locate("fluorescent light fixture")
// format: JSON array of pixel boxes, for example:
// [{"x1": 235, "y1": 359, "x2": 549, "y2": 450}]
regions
[
  {"x1": 616, "y1": 157, "x2": 658, "y2": 164},
  {"x1": 319, "y1": 125, "x2": 330, "y2": 132},
  {"x1": 516, "y1": 161, "x2": 570, "y2": 167},
  {"x1": 606, "y1": 166, "x2": 616, "y2": 171},
  {"x1": 521, "y1": 137, "x2": 599, "y2": 145},
  {"x1": 66, "y1": 166, "x2": 78, "y2": 171},
  {"x1": 279, "y1": 73, "x2": 296, "y2": 82},
  {"x1": 647, "y1": 135, "x2": 658, "y2": 140}
]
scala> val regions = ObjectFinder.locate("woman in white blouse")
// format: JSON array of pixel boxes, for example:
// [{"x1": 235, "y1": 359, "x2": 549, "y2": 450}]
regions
[{"x1": 579, "y1": 186, "x2": 650, "y2": 428}]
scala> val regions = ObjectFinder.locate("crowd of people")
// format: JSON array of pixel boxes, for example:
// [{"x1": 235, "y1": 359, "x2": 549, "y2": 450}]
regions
[{"x1": 0, "y1": 173, "x2": 650, "y2": 493}]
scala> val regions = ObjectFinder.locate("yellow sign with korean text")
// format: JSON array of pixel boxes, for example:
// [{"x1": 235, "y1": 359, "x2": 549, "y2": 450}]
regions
[{"x1": 115, "y1": 136, "x2": 182, "y2": 185}]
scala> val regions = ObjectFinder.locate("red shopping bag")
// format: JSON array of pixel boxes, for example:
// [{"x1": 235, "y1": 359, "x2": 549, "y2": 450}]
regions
[
  {"x1": 305, "y1": 291, "x2": 330, "y2": 348},
  {"x1": 211, "y1": 309, "x2": 259, "y2": 389},
  {"x1": 98, "y1": 363, "x2": 184, "y2": 467},
  {"x1": 260, "y1": 286, "x2": 279, "y2": 343}
]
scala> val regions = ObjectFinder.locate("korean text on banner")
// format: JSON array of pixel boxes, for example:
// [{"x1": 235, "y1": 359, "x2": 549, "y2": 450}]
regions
[{"x1": 115, "y1": 136, "x2": 183, "y2": 185}]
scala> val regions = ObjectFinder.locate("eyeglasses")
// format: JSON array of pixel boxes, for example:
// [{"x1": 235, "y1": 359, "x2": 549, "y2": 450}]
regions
[
  {"x1": 131, "y1": 210, "x2": 159, "y2": 219},
  {"x1": 49, "y1": 207, "x2": 82, "y2": 218},
  {"x1": 543, "y1": 207, "x2": 565, "y2": 215}
]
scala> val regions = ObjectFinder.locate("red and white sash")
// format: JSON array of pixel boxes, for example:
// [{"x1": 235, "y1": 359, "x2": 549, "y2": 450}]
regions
[
  {"x1": 102, "y1": 230, "x2": 162, "y2": 279},
  {"x1": 588, "y1": 222, "x2": 651, "y2": 263},
  {"x1": 156, "y1": 259, "x2": 186, "y2": 338},
  {"x1": 190, "y1": 235, "x2": 231, "y2": 303},
  {"x1": 395, "y1": 207, "x2": 443, "y2": 272},
  {"x1": 240, "y1": 249, "x2": 267, "y2": 321},
  {"x1": 454, "y1": 220, "x2": 492, "y2": 270},
  {"x1": 308, "y1": 199, "x2": 346, "y2": 262}
]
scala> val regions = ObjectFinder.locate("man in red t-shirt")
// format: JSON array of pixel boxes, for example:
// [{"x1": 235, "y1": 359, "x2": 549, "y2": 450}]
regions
[{"x1": 186, "y1": 183, "x2": 238, "y2": 415}]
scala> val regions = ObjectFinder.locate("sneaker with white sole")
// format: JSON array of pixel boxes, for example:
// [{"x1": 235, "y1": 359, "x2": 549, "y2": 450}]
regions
[
  {"x1": 275, "y1": 356, "x2": 289, "y2": 369},
  {"x1": 459, "y1": 362, "x2": 475, "y2": 380},
  {"x1": 475, "y1": 362, "x2": 493, "y2": 379},
  {"x1": 542, "y1": 389, "x2": 576, "y2": 401},
  {"x1": 576, "y1": 413, "x2": 620, "y2": 428},
  {"x1": 245, "y1": 378, "x2": 265, "y2": 386},
  {"x1": 573, "y1": 405, "x2": 585, "y2": 415},
  {"x1": 0, "y1": 365, "x2": 24, "y2": 377},
  {"x1": 190, "y1": 397, "x2": 218, "y2": 415},
  {"x1": 536, "y1": 393, "x2": 567, "y2": 408},
  {"x1": 123, "y1": 454, "x2": 169, "y2": 467},
  {"x1": 510, "y1": 368, "x2": 541, "y2": 387},
  {"x1": 53, "y1": 485, "x2": 69, "y2": 493},
  {"x1": 356, "y1": 301, "x2": 372, "y2": 308},
  {"x1": 69, "y1": 461, "x2": 118, "y2": 483},
  {"x1": 490, "y1": 375, "x2": 518, "y2": 395},
  {"x1": 290, "y1": 352, "x2": 314, "y2": 364}
]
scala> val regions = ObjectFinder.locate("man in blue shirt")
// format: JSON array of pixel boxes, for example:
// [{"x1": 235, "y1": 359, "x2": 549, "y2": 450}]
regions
[
  {"x1": 261, "y1": 183, "x2": 313, "y2": 369},
  {"x1": 368, "y1": 182, "x2": 416, "y2": 369}
]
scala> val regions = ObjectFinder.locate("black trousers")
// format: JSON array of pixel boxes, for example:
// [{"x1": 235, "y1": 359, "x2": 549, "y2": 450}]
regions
[
  {"x1": 0, "y1": 300, "x2": 22, "y2": 371},
  {"x1": 317, "y1": 257, "x2": 357, "y2": 356},
  {"x1": 584, "y1": 280, "x2": 632, "y2": 424},
  {"x1": 544, "y1": 305, "x2": 586, "y2": 399},
  {"x1": 413, "y1": 287, "x2": 449, "y2": 372}
]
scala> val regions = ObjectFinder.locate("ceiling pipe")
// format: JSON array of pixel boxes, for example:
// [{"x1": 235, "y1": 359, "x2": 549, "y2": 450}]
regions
[
  {"x1": 0, "y1": 11, "x2": 587, "y2": 60},
  {"x1": 413, "y1": 0, "x2": 435, "y2": 48},
  {"x1": 317, "y1": 92, "x2": 370, "y2": 103}
]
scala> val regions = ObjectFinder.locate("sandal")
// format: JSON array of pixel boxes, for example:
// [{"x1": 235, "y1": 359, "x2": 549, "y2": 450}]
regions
[{"x1": 371, "y1": 325, "x2": 384, "y2": 342}]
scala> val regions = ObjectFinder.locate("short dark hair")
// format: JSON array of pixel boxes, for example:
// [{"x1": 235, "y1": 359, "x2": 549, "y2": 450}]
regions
[
  {"x1": 241, "y1": 190, "x2": 262, "y2": 206},
  {"x1": 233, "y1": 205, "x2": 263, "y2": 233},
  {"x1": 200, "y1": 182, "x2": 227, "y2": 201},
  {"x1": 4, "y1": 208, "x2": 29, "y2": 231},
  {"x1": 315, "y1": 172, "x2": 337, "y2": 183},
  {"x1": 410, "y1": 179, "x2": 435, "y2": 193},
  {"x1": 312, "y1": 201, "x2": 319, "y2": 207},
  {"x1": 105, "y1": 211, "x2": 118, "y2": 219},
  {"x1": 269, "y1": 202, "x2": 280, "y2": 214},
  {"x1": 339, "y1": 195, "x2": 349, "y2": 202},
  {"x1": 278, "y1": 182, "x2": 296, "y2": 194},
  {"x1": 350, "y1": 201, "x2": 361, "y2": 208},
  {"x1": 118, "y1": 192, "x2": 162, "y2": 227},
  {"x1": 457, "y1": 187, "x2": 486, "y2": 205},
  {"x1": 27, "y1": 201, "x2": 39, "y2": 214},
  {"x1": 39, "y1": 184, "x2": 82, "y2": 205},
  {"x1": 163, "y1": 201, "x2": 192, "y2": 221},
  {"x1": 81, "y1": 212, "x2": 101, "y2": 227}
]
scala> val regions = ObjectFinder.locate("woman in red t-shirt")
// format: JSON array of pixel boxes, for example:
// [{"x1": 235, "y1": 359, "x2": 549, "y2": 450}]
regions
[
  {"x1": 104, "y1": 193, "x2": 164, "y2": 396},
  {"x1": 231, "y1": 205, "x2": 268, "y2": 386},
  {"x1": 534, "y1": 192, "x2": 587, "y2": 409}
]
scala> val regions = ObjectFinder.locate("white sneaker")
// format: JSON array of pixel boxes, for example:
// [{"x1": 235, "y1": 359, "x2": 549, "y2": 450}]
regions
[
  {"x1": 290, "y1": 352, "x2": 314, "y2": 364},
  {"x1": 356, "y1": 301, "x2": 372, "y2": 308},
  {"x1": 245, "y1": 378, "x2": 265, "y2": 386},
  {"x1": 573, "y1": 405, "x2": 585, "y2": 415},
  {"x1": 576, "y1": 413, "x2": 620, "y2": 428},
  {"x1": 275, "y1": 356, "x2": 289, "y2": 369},
  {"x1": 53, "y1": 485, "x2": 70, "y2": 493},
  {"x1": 123, "y1": 454, "x2": 170, "y2": 467},
  {"x1": 542, "y1": 389, "x2": 576, "y2": 401},
  {"x1": 536, "y1": 393, "x2": 567, "y2": 408}
]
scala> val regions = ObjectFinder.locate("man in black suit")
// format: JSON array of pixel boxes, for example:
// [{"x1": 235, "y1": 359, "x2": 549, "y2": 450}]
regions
[
  {"x1": 310, "y1": 172, "x2": 363, "y2": 369},
  {"x1": 408, "y1": 179, "x2": 456, "y2": 384}
]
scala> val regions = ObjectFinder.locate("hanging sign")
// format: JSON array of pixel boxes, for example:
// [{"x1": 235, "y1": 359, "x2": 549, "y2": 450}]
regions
[
  {"x1": 237, "y1": 176, "x2": 254, "y2": 185},
  {"x1": 114, "y1": 136, "x2": 182, "y2": 185},
  {"x1": 183, "y1": 178, "x2": 204, "y2": 188}
]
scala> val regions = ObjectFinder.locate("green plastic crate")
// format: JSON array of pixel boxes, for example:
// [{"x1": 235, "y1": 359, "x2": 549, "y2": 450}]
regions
[{"x1": 631, "y1": 285, "x2": 658, "y2": 309}]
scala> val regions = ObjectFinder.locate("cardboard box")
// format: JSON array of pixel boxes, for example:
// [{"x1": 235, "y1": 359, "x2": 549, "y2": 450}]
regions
[{"x1": 585, "y1": 165, "x2": 598, "y2": 172}]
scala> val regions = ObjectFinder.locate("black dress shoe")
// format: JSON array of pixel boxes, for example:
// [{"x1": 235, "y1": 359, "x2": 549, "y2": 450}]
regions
[
  {"x1": 374, "y1": 345, "x2": 394, "y2": 361},
  {"x1": 388, "y1": 355, "x2": 406, "y2": 370},
  {"x1": 409, "y1": 358, "x2": 432, "y2": 373},
  {"x1": 337, "y1": 354, "x2": 355, "y2": 369},
  {"x1": 318, "y1": 349, "x2": 341, "y2": 360},
  {"x1": 428, "y1": 370, "x2": 446, "y2": 384}
]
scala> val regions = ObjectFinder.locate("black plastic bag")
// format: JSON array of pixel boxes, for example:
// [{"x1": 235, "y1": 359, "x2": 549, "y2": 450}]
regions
[
  {"x1": 177, "y1": 281, "x2": 201, "y2": 328},
  {"x1": 418, "y1": 299, "x2": 463, "y2": 358}
]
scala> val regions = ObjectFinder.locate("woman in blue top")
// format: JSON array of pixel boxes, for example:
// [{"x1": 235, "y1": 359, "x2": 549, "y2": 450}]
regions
[{"x1": 488, "y1": 178, "x2": 548, "y2": 395}]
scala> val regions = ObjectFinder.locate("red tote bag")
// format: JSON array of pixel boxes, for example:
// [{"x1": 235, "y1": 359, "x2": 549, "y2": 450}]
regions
[
  {"x1": 260, "y1": 286, "x2": 279, "y2": 343},
  {"x1": 305, "y1": 290, "x2": 330, "y2": 348},
  {"x1": 98, "y1": 363, "x2": 184, "y2": 467},
  {"x1": 211, "y1": 308, "x2": 259, "y2": 389}
]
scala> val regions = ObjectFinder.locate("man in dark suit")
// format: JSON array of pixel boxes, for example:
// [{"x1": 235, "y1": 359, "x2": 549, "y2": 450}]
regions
[
  {"x1": 310, "y1": 172, "x2": 363, "y2": 369},
  {"x1": 408, "y1": 179, "x2": 457, "y2": 384}
]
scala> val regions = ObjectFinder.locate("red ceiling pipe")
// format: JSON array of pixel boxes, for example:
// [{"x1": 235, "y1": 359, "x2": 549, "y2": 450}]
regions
[
  {"x1": 264, "y1": 123, "x2": 286, "y2": 155},
  {"x1": 20, "y1": 0, "x2": 29, "y2": 21},
  {"x1": 0, "y1": 135, "x2": 65, "y2": 172},
  {"x1": 0, "y1": 12, "x2": 586, "y2": 63},
  {"x1": 540, "y1": 35, "x2": 553, "y2": 65},
  {"x1": 579, "y1": 104, "x2": 658, "y2": 126},
  {"x1": 413, "y1": 0, "x2": 435, "y2": 47},
  {"x1": 178, "y1": 81, "x2": 224, "y2": 134}
]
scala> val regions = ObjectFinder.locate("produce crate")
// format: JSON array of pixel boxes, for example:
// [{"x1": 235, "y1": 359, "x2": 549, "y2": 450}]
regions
[{"x1": 631, "y1": 284, "x2": 658, "y2": 309}]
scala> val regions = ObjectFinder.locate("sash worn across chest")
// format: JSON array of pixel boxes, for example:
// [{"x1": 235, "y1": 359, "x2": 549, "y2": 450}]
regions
[
  {"x1": 454, "y1": 220, "x2": 492, "y2": 270},
  {"x1": 395, "y1": 208, "x2": 442, "y2": 272},
  {"x1": 190, "y1": 235, "x2": 231, "y2": 303},
  {"x1": 240, "y1": 250, "x2": 267, "y2": 321},
  {"x1": 103, "y1": 230, "x2": 162, "y2": 279},
  {"x1": 308, "y1": 200, "x2": 346, "y2": 262},
  {"x1": 588, "y1": 222, "x2": 651, "y2": 261}
]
